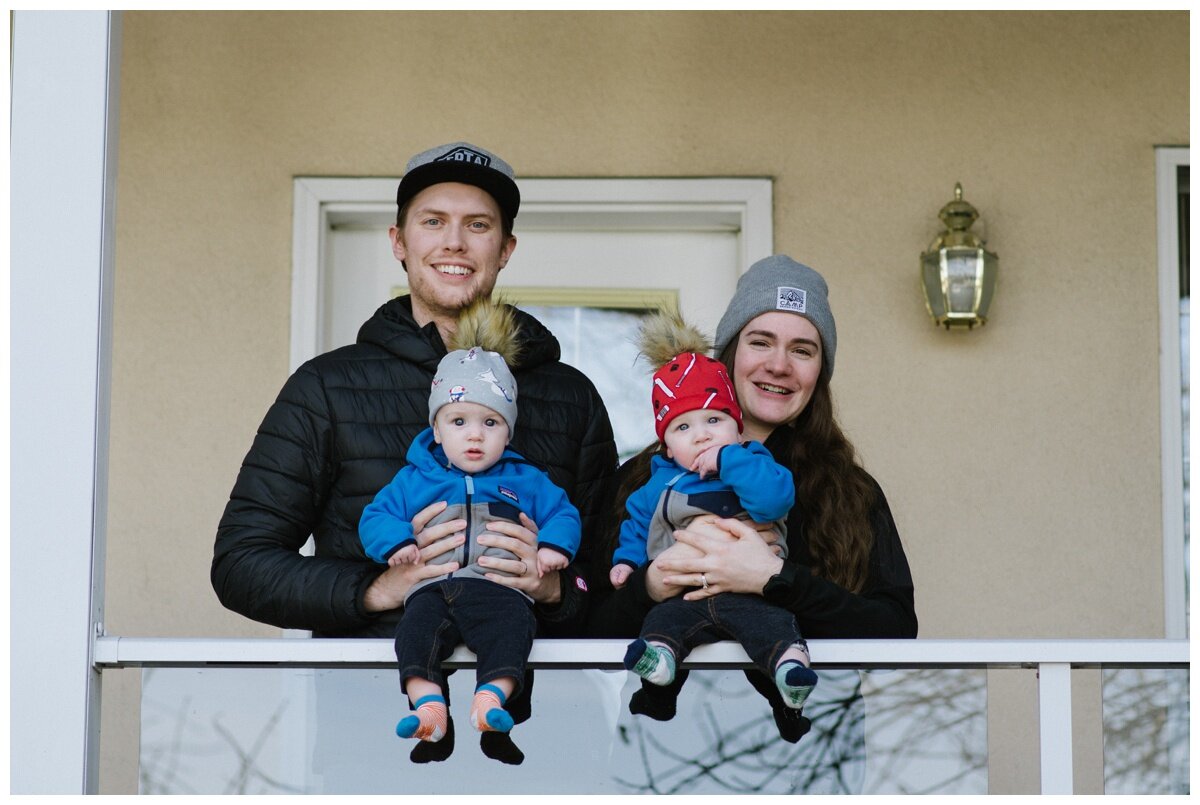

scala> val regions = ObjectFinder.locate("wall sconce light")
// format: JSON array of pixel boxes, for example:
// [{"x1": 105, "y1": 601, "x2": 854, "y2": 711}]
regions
[{"x1": 920, "y1": 182, "x2": 997, "y2": 329}]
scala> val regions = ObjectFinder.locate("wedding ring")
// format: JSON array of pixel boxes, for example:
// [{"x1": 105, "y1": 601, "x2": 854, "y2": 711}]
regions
[
  {"x1": 701, "y1": 573, "x2": 709, "y2": 589},
  {"x1": 520, "y1": 561, "x2": 528, "y2": 576}
]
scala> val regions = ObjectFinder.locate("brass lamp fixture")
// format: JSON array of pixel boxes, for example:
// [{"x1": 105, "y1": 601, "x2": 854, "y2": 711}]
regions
[{"x1": 920, "y1": 182, "x2": 997, "y2": 329}]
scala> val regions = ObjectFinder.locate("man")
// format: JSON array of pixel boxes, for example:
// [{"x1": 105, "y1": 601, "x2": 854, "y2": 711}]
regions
[{"x1": 212, "y1": 142, "x2": 617, "y2": 642}]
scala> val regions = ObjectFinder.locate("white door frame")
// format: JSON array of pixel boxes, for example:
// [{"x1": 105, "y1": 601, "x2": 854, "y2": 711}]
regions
[
  {"x1": 291, "y1": 177, "x2": 773, "y2": 371},
  {"x1": 1156, "y1": 146, "x2": 1189, "y2": 639}
]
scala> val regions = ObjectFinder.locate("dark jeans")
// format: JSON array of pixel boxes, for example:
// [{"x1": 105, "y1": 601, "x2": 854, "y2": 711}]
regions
[
  {"x1": 395, "y1": 578, "x2": 537, "y2": 703},
  {"x1": 640, "y1": 593, "x2": 806, "y2": 677}
]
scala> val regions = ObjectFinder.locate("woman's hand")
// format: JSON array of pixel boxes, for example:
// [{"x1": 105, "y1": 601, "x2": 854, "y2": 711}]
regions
[
  {"x1": 657, "y1": 517, "x2": 784, "y2": 601},
  {"x1": 362, "y1": 501, "x2": 464, "y2": 612},
  {"x1": 477, "y1": 513, "x2": 563, "y2": 606},
  {"x1": 644, "y1": 539, "x2": 706, "y2": 602}
]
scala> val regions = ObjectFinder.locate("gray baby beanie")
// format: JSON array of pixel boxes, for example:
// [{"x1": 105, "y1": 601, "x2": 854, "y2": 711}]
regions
[{"x1": 428, "y1": 347, "x2": 518, "y2": 431}]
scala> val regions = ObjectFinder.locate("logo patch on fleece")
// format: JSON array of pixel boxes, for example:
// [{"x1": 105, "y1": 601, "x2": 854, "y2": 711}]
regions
[
  {"x1": 776, "y1": 286, "x2": 807, "y2": 313},
  {"x1": 575, "y1": 575, "x2": 589, "y2": 592},
  {"x1": 498, "y1": 486, "x2": 519, "y2": 504}
]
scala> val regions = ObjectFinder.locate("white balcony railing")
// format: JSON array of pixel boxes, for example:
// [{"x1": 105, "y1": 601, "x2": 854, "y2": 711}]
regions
[{"x1": 94, "y1": 636, "x2": 1189, "y2": 794}]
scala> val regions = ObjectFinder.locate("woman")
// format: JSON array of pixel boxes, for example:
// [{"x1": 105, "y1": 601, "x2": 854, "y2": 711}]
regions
[{"x1": 584, "y1": 254, "x2": 917, "y2": 742}]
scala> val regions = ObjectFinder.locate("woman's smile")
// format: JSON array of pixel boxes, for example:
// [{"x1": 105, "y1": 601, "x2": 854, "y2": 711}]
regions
[{"x1": 731, "y1": 311, "x2": 823, "y2": 440}]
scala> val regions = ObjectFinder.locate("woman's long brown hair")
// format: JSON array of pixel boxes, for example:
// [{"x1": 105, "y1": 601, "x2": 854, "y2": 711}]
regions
[
  {"x1": 602, "y1": 340, "x2": 877, "y2": 594},
  {"x1": 763, "y1": 367, "x2": 877, "y2": 594}
]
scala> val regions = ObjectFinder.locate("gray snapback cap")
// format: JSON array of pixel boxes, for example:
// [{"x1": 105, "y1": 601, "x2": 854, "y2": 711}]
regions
[{"x1": 396, "y1": 141, "x2": 520, "y2": 223}]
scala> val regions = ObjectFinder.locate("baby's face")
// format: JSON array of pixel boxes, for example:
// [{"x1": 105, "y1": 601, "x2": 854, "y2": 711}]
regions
[
  {"x1": 662, "y1": 408, "x2": 740, "y2": 470},
  {"x1": 433, "y1": 401, "x2": 510, "y2": 473}
]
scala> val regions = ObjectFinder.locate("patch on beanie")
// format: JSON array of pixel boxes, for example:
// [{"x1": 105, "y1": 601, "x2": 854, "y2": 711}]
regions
[
  {"x1": 435, "y1": 145, "x2": 491, "y2": 167},
  {"x1": 777, "y1": 286, "x2": 807, "y2": 313}
]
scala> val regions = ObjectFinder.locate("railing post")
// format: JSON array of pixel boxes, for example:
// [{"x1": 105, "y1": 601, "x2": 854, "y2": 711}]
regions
[{"x1": 1037, "y1": 662, "x2": 1074, "y2": 794}]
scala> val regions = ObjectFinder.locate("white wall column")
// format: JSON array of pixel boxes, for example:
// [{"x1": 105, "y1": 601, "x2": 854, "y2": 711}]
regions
[{"x1": 11, "y1": 10, "x2": 121, "y2": 794}]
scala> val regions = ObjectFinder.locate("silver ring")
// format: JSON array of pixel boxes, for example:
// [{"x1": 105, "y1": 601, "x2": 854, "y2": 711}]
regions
[
  {"x1": 700, "y1": 573, "x2": 709, "y2": 589},
  {"x1": 520, "y1": 561, "x2": 528, "y2": 576}
]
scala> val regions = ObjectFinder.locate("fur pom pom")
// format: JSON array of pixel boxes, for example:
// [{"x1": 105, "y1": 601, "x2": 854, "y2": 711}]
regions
[
  {"x1": 637, "y1": 309, "x2": 712, "y2": 369},
  {"x1": 449, "y1": 297, "x2": 523, "y2": 366}
]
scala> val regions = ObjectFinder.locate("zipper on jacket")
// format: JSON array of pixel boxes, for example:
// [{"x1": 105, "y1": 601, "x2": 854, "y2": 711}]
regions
[
  {"x1": 463, "y1": 475, "x2": 474, "y2": 567},
  {"x1": 661, "y1": 471, "x2": 688, "y2": 533}
]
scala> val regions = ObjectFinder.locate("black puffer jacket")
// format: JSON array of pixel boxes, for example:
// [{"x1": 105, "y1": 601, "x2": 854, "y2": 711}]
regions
[{"x1": 212, "y1": 296, "x2": 617, "y2": 637}]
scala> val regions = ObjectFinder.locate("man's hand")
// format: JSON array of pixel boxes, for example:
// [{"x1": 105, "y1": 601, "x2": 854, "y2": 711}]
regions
[
  {"x1": 477, "y1": 513, "x2": 563, "y2": 606},
  {"x1": 363, "y1": 501, "x2": 464, "y2": 612}
]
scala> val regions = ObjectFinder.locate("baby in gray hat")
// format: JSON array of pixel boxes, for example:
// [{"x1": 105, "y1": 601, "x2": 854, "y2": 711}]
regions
[{"x1": 359, "y1": 299, "x2": 581, "y2": 765}]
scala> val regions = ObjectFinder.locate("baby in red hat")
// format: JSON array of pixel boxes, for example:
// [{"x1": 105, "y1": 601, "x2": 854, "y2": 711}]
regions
[{"x1": 611, "y1": 311, "x2": 819, "y2": 734}]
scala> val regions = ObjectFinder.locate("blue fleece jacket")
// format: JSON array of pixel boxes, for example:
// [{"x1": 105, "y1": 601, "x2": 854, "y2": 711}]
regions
[
  {"x1": 359, "y1": 429, "x2": 581, "y2": 598},
  {"x1": 614, "y1": 440, "x2": 794, "y2": 569}
]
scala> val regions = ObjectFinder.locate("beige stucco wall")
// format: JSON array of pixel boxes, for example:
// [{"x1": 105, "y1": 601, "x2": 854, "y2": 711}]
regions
[{"x1": 101, "y1": 10, "x2": 1187, "y2": 792}]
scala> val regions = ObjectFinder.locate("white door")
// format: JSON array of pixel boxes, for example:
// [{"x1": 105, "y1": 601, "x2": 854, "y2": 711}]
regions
[{"x1": 300, "y1": 178, "x2": 773, "y2": 459}]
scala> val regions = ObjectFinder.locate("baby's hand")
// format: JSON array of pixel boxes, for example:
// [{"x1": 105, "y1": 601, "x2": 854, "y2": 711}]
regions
[
  {"x1": 609, "y1": 564, "x2": 633, "y2": 589},
  {"x1": 536, "y1": 547, "x2": 569, "y2": 578},
  {"x1": 387, "y1": 543, "x2": 420, "y2": 567},
  {"x1": 691, "y1": 444, "x2": 724, "y2": 479}
]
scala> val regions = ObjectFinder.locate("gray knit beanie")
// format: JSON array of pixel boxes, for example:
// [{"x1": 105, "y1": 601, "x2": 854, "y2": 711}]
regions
[
  {"x1": 713, "y1": 255, "x2": 837, "y2": 378},
  {"x1": 428, "y1": 346, "x2": 518, "y2": 433}
]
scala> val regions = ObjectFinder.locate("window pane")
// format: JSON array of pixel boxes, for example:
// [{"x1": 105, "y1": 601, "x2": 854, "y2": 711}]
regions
[
  {"x1": 1102, "y1": 668, "x2": 1190, "y2": 794},
  {"x1": 519, "y1": 305, "x2": 657, "y2": 462},
  {"x1": 1182, "y1": 294, "x2": 1190, "y2": 627},
  {"x1": 137, "y1": 666, "x2": 988, "y2": 794},
  {"x1": 1180, "y1": 163, "x2": 1190, "y2": 628}
]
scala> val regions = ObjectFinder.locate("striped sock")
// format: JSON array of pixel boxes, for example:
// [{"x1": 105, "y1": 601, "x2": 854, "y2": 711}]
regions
[
  {"x1": 775, "y1": 661, "x2": 819, "y2": 710},
  {"x1": 470, "y1": 684, "x2": 514, "y2": 733},
  {"x1": 396, "y1": 694, "x2": 448, "y2": 742},
  {"x1": 624, "y1": 639, "x2": 676, "y2": 687}
]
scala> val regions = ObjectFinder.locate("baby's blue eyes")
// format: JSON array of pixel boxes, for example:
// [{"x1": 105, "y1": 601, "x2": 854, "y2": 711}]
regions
[{"x1": 674, "y1": 416, "x2": 723, "y2": 433}]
